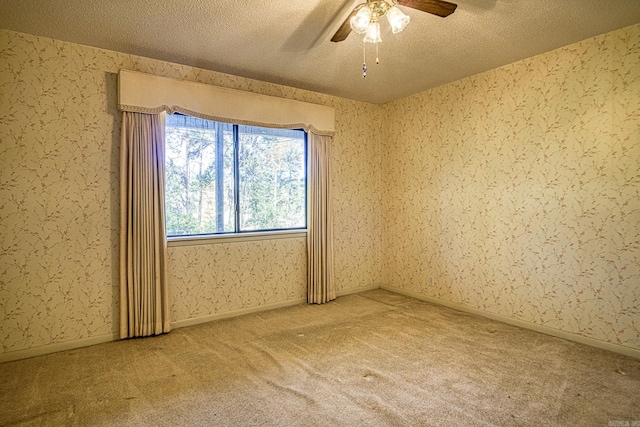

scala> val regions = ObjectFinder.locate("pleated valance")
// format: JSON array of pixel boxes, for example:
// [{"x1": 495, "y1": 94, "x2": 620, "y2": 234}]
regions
[{"x1": 118, "y1": 70, "x2": 335, "y2": 136}]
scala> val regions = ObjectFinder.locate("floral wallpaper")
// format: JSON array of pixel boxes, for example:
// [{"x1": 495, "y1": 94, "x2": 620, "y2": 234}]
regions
[
  {"x1": 168, "y1": 239, "x2": 307, "y2": 321},
  {"x1": 0, "y1": 29, "x2": 381, "y2": 356},
  {"x1": 381, "y1": 24, "x2": 640, "y2": 351}
]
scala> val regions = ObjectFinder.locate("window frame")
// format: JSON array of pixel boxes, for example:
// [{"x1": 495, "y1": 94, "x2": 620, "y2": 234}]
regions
[{"x1": 164, "y1": 115, "x2": 308, "y2": 244}]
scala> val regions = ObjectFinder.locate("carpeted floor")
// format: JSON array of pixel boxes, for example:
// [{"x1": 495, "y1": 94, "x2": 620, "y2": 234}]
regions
[{"x1": 1, "y1": 290, "x2": 639, "y2": 426}]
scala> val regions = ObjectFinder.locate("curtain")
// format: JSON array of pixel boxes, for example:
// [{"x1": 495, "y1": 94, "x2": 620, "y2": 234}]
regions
[
  {"x1": 119, "y1": 111, "x2": 171, "y2": 338},
  {"x1": 307, "y1": 132, "x2": 335, "y2": 304}
]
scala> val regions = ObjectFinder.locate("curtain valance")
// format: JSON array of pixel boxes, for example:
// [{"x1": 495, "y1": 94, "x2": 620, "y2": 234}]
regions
[{"x1": 118, "y1": 70, "x2": 335, "y2": 136}]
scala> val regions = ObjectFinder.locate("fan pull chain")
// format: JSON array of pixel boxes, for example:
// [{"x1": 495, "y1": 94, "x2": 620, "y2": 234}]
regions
[
  {"x1": 376, "y1": 42, "x2": 379, "y2": 64},
  {"x1": 362, "y1": 42, "x2": 367, "y2": 78}
]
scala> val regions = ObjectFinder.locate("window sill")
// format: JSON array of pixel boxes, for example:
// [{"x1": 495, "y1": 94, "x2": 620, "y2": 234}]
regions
[{"x1": 167, "y1": 230, "x2": 307, "y2": 247}]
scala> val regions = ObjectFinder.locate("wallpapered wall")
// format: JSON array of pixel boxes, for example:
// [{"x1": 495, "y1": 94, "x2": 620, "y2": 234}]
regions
[
  {"x1": 381, "y1": 24, "x2": 639, "y2": 351},
  {"x1": 1, "y1": 23, "x2": 638, "y2": 358},
  {"x1": 0, "y1": 29, "x2": 382, "y2": 356}
]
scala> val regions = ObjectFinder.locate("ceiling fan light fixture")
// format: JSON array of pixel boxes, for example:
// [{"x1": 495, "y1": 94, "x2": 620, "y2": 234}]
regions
[
  {"x1": 363, "y1": 20, "x2": 382, "y2": 44},
  {"x1": 350, "y1": 6, "x2": 373, "y2": 34},
  {"x1": 331, "y1": 0, "x2": 458, "y2": 77},
  {"x1": 386, "y1": 6, "x2": 410, "y2": 34}
]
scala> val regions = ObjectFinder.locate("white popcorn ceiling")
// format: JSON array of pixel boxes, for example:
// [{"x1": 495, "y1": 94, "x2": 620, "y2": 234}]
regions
[{"x1": 1, "y1": 0, "x2": 639, "y2": 104}]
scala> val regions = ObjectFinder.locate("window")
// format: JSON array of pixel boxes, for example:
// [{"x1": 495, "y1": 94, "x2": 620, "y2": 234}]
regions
[{"x1": 165, "y1": 114, "x2": 307, "y2": 237}]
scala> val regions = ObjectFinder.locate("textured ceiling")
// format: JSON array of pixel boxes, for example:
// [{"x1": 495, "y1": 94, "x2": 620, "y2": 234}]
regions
[{"x1": 1, "y1": 0, "x2": 639, "y2": 104}]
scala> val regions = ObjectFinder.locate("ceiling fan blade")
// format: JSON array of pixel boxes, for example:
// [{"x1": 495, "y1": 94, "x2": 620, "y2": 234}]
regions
[
  {"x1": 331, "y1": 5, "x2": 362, "y2": 42},
  {"x1": 396, "y1": 0, "x2": 457, "y2": 17}
]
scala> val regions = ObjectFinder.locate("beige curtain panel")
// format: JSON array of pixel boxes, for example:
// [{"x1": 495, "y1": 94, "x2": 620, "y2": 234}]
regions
[
  {"x1": 119, "y1": 111, "x2": 171, "y2": 338},
  {"x1": 307, "y1": 132, "x2": 336, "y2": 304}
]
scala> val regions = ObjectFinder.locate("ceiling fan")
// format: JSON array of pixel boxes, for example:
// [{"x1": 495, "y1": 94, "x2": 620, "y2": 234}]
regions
[{"x1": 331, "y1": 0, "x2": 458, "y2": 43}]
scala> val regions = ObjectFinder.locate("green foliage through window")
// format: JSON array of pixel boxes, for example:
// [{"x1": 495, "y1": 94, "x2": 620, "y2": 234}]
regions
[{"x1": 165, "y1": 114, "x2": 306, "y2": 236}]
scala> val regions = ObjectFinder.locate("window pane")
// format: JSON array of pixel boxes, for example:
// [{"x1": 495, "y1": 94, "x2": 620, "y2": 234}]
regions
[
  {"x1": 165, "y1": 115, "x2": 235, "y2": 236},
  {"x1": 238, "y1": 126, "x2": 306, "y2": 231}
]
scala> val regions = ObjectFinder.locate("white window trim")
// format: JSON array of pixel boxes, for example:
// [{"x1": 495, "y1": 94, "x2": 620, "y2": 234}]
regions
[{"x1": 167, "y1": 229, "x2": 307, "y2": 247}]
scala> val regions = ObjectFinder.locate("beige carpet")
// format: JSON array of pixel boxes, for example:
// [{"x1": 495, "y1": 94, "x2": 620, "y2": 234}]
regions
[{"x1": 1, "y1": 290, "x2": 639, "y2": 426}]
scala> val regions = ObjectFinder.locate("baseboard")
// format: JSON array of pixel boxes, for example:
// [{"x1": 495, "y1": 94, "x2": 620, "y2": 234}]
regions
[
  {"x1": 172, "y1": 286, "x2": 381, "y2": 330},
  {"x1": 0, "y1": 332, "x2": 120, "y2": 364},
  {"x1": 336, "y1": 284, "x2": 381, "y2": 297},
  {"x1": 380, "y1": 284, "x2": 640, "y2": 360},
  {"x1": 0, "y1": 297, "x2": 308, "y2": 363},
  {"x1": 1, "y1": 289, "x2": 381, "y2": 363},
  {"x1": 8, "y1": 284, "x2": 634, "y2": 363},
  {"x1": 172, "y1": 287, "x2": 387, "y2": 329},
  {"x1": 171, "y1": 297, "x2": 307, "y2": 329}
]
